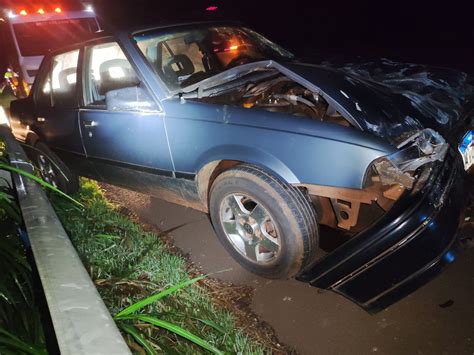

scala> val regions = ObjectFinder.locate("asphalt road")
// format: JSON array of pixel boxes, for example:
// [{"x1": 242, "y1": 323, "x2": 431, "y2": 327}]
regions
[{"x1": 105, "y1": 184, "x2": 474, "y2": 355}]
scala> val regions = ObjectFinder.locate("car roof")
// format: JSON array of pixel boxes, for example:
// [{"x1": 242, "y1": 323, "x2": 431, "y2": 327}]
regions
[{"x1": 127, "y1": 20, "x2": 243, "y2": 34}]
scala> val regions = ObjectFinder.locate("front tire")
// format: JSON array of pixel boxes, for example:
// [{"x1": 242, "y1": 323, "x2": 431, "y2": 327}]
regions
[
  {"x1": 209, "y1": 165, "x2": 319, "y2": 279},
  {"x1": 32, "y1": 141, "x2": 79, "y2": 195}
]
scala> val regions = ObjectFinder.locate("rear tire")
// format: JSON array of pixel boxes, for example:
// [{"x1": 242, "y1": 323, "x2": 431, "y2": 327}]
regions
[
  {"x1": 32, "y1": 141, "x2": 79, "y2": 195},
  {"x1": 209, "y1": 164, "x2": 319, "y2": 279}
]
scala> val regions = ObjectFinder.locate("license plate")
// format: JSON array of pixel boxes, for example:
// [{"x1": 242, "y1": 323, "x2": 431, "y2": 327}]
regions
[{"x1": 458, "y1": 130, "x2": 473, "y2": 171}]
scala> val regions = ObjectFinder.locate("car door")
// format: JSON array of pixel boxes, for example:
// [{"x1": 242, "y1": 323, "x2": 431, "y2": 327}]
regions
[
  {"x1": 28, "y1": 48, "x2": 95, "y2": 175},
  {"x1": 78, "y1": 40, "x2": 174, "y2": 192},
  {"x1": 32, "y1": 49, "x2": 85, "y2": 153}
]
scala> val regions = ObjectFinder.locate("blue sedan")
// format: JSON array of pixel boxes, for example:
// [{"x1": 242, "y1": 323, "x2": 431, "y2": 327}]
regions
[{"x1": 9, "y1": 22, "x2": 473, "y2": 311}]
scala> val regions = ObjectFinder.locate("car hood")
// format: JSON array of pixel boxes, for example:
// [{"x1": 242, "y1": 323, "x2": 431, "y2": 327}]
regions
[{"x1": 280, "y1": 59, "x2": 474, "y2": 144}]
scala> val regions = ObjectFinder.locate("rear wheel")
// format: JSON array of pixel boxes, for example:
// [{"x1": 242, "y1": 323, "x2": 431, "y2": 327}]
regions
[
  {"x1": 32, "y1": 141, "x2": 79, "y2": 195},
  {"x1": 209, "y1": 165, "x2": 319, "y2": 279}
]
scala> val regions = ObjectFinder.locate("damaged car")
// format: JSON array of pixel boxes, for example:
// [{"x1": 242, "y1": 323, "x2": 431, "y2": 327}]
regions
[{"x1": 9, "y1": 22, "x2": 473, "y2": 312}]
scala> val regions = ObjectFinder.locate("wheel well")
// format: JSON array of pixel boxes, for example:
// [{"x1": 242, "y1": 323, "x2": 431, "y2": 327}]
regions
[{"x1": 196, "y1": 160, "x2": 241, "y2": 206}]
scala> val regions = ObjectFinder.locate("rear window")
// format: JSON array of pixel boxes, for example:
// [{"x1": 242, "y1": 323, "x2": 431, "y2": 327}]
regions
[{"x1": 13, "y1": 18, "x2": 98, "y2": 57}]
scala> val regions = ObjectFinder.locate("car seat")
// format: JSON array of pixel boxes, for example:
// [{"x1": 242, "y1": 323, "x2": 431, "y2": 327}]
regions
[
  {"x1": 99, "y1": 59, "x2": 139, "y2": 95},
  {"x1": 162, "y1": 54, "x2": 195, "y2": 86}
]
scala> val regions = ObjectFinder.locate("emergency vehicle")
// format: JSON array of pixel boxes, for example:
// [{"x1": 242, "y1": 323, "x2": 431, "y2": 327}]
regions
[{"x1": 0, "y1": 2, "x2": 100, "y2": 97}]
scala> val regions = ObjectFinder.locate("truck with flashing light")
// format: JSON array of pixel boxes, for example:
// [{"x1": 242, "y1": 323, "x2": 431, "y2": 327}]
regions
[{"x1": 0, "y1": 3, "x2": 100, "y2": 97}]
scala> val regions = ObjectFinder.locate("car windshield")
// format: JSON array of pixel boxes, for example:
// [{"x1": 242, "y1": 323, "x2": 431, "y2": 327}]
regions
[
  {"x1": 133, "y1": 25, "x2": 294, "y2": 91},
  {"x1": 13, "y1": 18, "x2": 99, "y2": 57}
]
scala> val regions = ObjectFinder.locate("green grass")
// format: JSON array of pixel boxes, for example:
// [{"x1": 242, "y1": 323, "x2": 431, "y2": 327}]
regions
[
  {"x1": 53, "y1": 180, "x2": 269, "y2": 354},
  {"x1": 0, "y1": 139, "x2": 47, "y2": 355}
]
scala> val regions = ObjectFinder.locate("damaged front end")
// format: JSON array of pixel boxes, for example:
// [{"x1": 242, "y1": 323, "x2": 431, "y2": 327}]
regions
[
  {"x1": 181, "y1": 61, "x2": 455, "y2": 239},
  {"x1": 372, "y1": 128, "x2": 449, "y2": 189},
  {"x1": 298, "y1": 150, "x2": 464, "y2": 312},
  {"x1": 299, "y1": 129, "x2": 450, "y2": 238}
]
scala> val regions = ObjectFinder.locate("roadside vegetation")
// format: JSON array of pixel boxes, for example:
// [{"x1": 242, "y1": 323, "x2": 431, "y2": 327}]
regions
[
  {"x1": 0, "y1": 140, "x2": 47, "y2": 355},
  {"x1": 52, "y1": 179, "x2": 270, "y2": 354}
]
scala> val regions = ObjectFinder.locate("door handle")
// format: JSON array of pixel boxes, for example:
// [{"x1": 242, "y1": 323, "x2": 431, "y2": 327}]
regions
[{"x1": 82, "y1": 119, "x2": 98, "y2": 128}]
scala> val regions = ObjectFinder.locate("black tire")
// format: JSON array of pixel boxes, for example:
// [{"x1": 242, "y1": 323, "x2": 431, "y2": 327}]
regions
[
  {"x1": 32, "y1": 141, "x2": 79, "y2": 195},
  {"x1": 209, "y1": 164, "x2": 319, "y2": 279}
]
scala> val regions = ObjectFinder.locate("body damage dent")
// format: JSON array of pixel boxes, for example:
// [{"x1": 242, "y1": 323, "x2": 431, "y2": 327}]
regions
[{"x1": 373, "y1": 129, "x2": 448, "y2": 189}]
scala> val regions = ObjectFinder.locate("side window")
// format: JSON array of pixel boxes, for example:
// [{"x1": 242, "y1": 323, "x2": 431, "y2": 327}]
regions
[
  {"x1": 51, "y1": 50, "x2": 79, "y2": 107},
  {"x1": 136, "y1": 33, "x2": 207, "y2": 89},
  {"x1": 35, "y1": 60, "x2": 52, "y2": 108},
  {"x1": 84, "y1": 42, "x2": 158, "y2": 112}
]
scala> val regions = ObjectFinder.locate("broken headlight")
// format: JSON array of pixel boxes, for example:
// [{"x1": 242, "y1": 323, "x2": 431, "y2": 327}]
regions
[{"x1": 371, "y1": 128, "x2": 449, "y2": 189}]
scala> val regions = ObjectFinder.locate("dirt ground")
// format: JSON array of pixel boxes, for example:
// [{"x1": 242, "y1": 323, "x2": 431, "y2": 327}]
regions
[{"x1": 103, "y1": 179, "x2": 474, "y2": 355}]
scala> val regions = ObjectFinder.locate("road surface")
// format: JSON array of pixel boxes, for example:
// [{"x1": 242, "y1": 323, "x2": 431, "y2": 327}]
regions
[{"x1": 104, "y1": 183, "x2": 473, "y2": 355}]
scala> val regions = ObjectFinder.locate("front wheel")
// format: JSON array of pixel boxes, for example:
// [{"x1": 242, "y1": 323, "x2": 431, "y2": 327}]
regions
[{"x1": 209, "y1": 165, "x2": 319, "y2": 279}]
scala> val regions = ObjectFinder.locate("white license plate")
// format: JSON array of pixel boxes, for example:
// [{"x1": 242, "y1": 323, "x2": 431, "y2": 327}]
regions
[{"x1": 458, "y1": 130, "x2": 473, "y2": 171}]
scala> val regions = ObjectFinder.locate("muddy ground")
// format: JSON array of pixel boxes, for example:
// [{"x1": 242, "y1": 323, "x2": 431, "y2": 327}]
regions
[{"x1": 102, "y1": 178, "x2": 474, "y2": 355}]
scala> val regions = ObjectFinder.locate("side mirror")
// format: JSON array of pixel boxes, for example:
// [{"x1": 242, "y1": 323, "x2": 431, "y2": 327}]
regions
[{"x1": 105, "y1": 85, "x2": 159, "y2": 112}]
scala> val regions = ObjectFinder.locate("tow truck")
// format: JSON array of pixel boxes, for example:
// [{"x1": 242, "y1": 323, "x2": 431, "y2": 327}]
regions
[{"x1": 0, "y1": 2, "x2": 100, "y2": 97}]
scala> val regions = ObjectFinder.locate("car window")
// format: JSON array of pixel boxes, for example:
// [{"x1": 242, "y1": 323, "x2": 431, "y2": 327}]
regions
[
  {"x1": 159, "y1": 36, "x2": 206, "y2": 77},
  {"x1": 84, "y1": 42, "x2": 158, "y2": 112},
  {"x1": 51, "y1": 49, "x2": 79, "y2": 107},
  {"x1": 35, "y1": 62, "x2": 52, "y2": 107},
  {"x1": 134, "y1": 26, "x2": 295, "y2": 91}
]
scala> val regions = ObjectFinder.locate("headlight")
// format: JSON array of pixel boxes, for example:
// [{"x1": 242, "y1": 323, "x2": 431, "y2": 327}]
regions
[{"x1": 371, "y1": 128, "x2": 448, "y2": 189}]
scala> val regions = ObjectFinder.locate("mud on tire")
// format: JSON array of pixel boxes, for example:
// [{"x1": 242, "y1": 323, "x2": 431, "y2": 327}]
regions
[{"x1": 209, "y1": 164, "x2": 319, "y2": 279}]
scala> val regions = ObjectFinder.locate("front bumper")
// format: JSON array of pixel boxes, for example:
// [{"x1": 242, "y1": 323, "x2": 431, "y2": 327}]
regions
[{"x1": 297, "y1": 152, "x2": 464, "y2": 312}]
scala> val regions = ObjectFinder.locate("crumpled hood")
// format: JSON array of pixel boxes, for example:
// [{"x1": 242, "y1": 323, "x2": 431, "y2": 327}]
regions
[{"x1": 281, "y1": 59, "x2": 474, "y2": 144}]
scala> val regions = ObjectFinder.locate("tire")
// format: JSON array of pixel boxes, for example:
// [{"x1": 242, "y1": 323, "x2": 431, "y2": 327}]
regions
[
  {"x1": 32, "y1": 141, "x2": 79, "y2": 195},
  {"x1": 209, "y1": 164, "x2": 319, "y2": 279}
]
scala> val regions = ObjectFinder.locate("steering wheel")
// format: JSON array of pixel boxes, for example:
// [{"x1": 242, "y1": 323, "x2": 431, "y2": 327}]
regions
[{"x1": 225, "y1": 55, "x2": 253, "y2": 69}]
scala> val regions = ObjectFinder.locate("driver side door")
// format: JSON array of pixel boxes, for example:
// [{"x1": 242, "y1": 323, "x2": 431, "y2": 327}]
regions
[{"x1": 78, "y1": 41, "x2": 174, "y2": 193}]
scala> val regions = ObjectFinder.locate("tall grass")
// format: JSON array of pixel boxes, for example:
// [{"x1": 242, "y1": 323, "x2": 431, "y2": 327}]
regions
[{"x1": 0, "y1": 140, "x2": 47, "y2": 355}]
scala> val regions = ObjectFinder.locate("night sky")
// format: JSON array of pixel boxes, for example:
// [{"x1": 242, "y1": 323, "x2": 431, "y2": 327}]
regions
[{"x1": 0, "y1": 0, "x2": 472, "y2": 73}]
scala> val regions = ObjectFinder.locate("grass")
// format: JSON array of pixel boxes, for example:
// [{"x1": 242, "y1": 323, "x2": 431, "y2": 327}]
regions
[
  {"x1": 0, "y1": 139, "x2": 47, "y2": 355},
  {"x1": 52, "y1": 179, "x2": 269, "y2": 354}
]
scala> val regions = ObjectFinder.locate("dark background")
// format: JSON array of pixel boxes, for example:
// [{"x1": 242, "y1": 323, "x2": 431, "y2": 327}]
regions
[
  {"x1": 1, "y1": 0, "x2": 473, "y2": 74},
  {"x1": 90, "y1": 0, "x2": 474, "y2": 74}
]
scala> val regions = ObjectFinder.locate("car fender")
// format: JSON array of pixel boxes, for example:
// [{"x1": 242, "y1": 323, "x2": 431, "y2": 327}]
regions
[{"x1": 195, "y1": 144, "x2": 300, "y2": 184}]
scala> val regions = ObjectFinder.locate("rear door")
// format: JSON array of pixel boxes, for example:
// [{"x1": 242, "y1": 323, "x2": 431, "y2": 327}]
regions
[
  {"x1": 78, "y1": 41, "x2": 174, "y2": 190},
  {"x1": 33, "y1": 49, "x2": 84, "y2": 154}
]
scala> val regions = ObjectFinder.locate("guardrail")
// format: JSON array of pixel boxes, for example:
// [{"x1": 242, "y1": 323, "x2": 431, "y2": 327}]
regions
[{"x1": 0, "y1": 125, "x2": 131, "y2": 355}]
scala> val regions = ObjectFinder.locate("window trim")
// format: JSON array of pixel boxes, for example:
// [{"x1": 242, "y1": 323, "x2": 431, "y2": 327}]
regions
[
  {"x1": 81, "y1": 39, "x2": 163, "y2": 113},
  {"x1": 50, "y1": 48, "x2": 81, "y2": 108},
  {"x1": 33, "y1": 56, "x2": 53, "y2": 107}
]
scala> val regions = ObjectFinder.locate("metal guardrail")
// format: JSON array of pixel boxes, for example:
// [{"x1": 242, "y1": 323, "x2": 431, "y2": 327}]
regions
[{"x1": 0, "y1": 125, "x2": 131, "y2": 355}]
